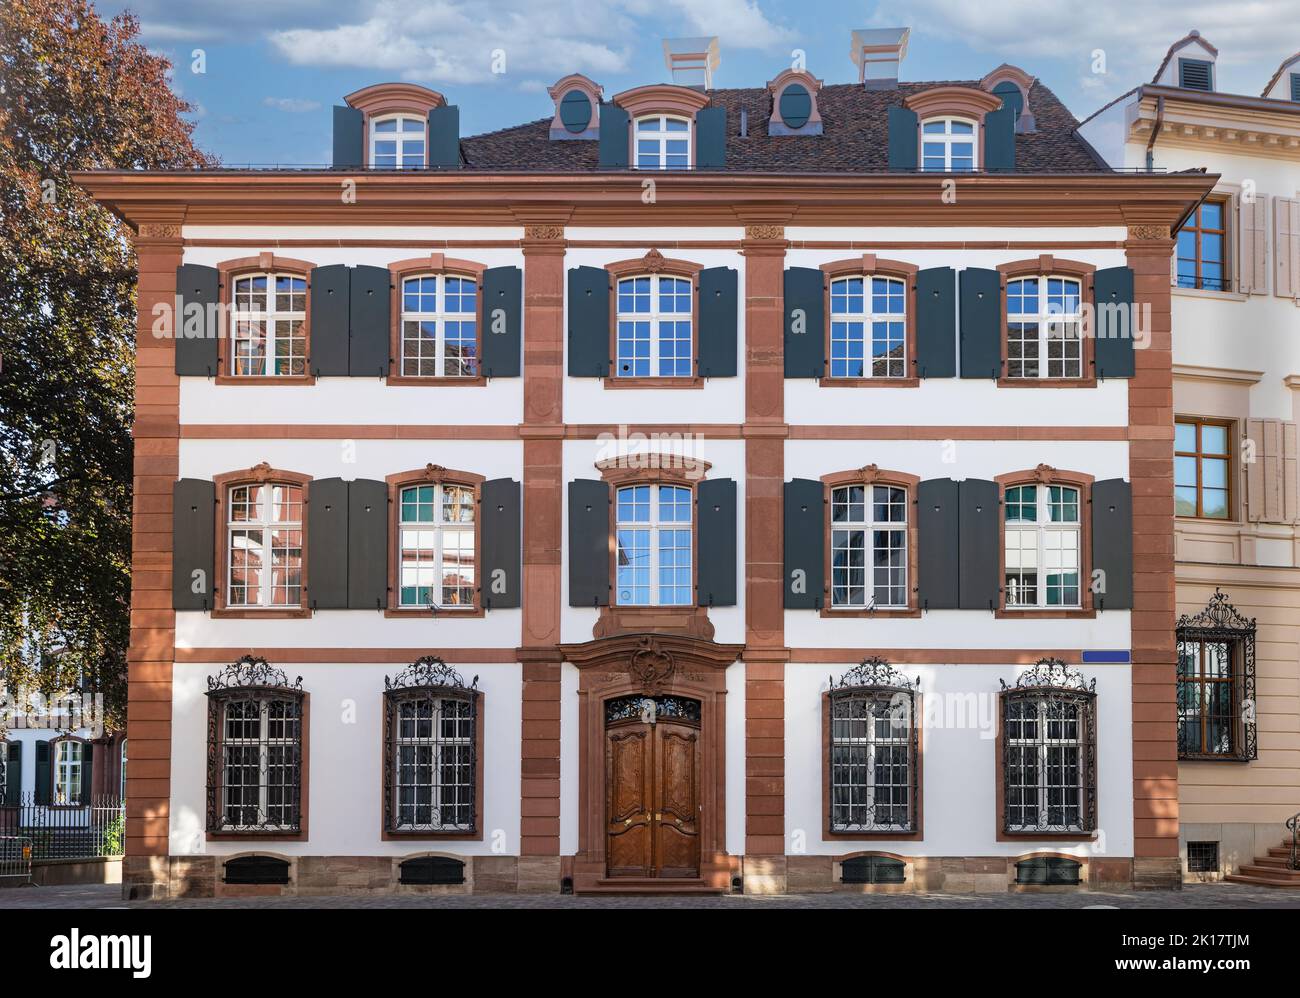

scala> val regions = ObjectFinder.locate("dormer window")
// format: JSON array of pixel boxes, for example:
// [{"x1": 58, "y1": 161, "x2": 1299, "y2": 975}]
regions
[
  {"x1": 921, "y1": 118, "x2": 976, "y2": 172},
  {"x1": 371, "y1": 114, "x2": 426, "y2": 169},
  {"x1": 635, "y1": 115, "x2": 690, "y2": 170},
  {"x1": 1179, "y1": 58, "x2": 1214, "y2": 91}
]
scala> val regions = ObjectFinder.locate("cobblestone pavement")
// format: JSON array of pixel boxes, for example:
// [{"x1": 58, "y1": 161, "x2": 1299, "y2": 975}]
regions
[{"x1": 2, "y1": 882, "x2": 1298, "y2": 908}]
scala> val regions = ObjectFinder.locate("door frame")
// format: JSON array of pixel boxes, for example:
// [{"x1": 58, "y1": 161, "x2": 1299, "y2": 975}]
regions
[{"x1": 560, "y1": 632, "x2": 742, "y2": 893}]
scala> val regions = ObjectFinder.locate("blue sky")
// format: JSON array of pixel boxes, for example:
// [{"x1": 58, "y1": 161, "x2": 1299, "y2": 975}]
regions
[{"x1": 101, "y1": 0, "x2": 1300, "y2": 166}]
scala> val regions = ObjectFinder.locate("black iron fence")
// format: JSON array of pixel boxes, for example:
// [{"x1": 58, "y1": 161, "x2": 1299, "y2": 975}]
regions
[{"x1": 0, "y1": 794, "x2": 124, "y2": 860}]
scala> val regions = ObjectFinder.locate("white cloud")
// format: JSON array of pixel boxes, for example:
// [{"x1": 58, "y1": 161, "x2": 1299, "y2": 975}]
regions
[{"x1": 262, "y1": 97, "x2": 324, "y2": 112}]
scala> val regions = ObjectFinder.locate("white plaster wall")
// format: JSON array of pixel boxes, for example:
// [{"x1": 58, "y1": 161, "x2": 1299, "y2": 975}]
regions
[
  {"x1": 784, "y1": 661, "x2": 1134, "y2": 857},
  {"x1": 559, "y1": 437, "x2": 746, "y2": 646},
  {"x1": 169, "y1": 661, "x2": 522, "y2": 856}
]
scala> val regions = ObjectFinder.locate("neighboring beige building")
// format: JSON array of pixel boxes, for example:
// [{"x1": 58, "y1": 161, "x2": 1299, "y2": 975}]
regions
[{"x1": 1080, "y1": 31, "x2": 1300, "y2": 883}]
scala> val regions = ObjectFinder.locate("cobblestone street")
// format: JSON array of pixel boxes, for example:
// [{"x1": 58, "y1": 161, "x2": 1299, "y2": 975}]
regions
[{"x1": 2, "y1": 882, "x2": 1297, "y2": 909}]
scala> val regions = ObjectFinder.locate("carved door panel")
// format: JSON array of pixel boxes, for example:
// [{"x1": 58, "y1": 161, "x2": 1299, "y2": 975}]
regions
[
  {"x1": 605, "y1": 727, "x2": 653, "y2": 876},
  {"x1": 653, "y1": 721, "x2": 701, "y2": 878}
]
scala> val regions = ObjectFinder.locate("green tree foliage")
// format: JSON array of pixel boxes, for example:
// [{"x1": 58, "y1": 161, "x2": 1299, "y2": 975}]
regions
[{"x1": 0, "y1": 0, "x2": 213, "y2": 728}]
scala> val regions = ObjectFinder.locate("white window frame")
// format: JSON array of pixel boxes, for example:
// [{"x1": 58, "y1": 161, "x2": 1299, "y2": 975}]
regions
[
  {"x1": 53, "y1": 739, "x2": 83, "y2": 805},
  {"x1": 219, "y1": 696, "x2": 300, "y2": 831},
  {"x1": 226, "y1": 482, "x2": 304, "y2": 609},
  {"x1": 615, "y1": 274, "x2": 693, "y2": 378},
  {"x1": 1006, "y1": 275, "x2": 1084, "y2": 380},
  {"x1": 397, "y1": 483, "x2": 476, "y2": 610},
  {"x1": 830, "y1": 484, "x2": 908, "y2": 609},
  {"x1": 399, "y1": 274, "x2": 479, "y2": 378},
  {"x1": 1004, "y1": 484, "x2": 1082, "y2": 609},
  {"x1": 1004, "y1": 696, "x2": 1086, "y2": 832},
  {"x1": 391, "y1": 694, "x2": 474, "y2": 832},
  {"x1": 370, "y1": 113, "x2": 427, "y2": 169},
  {"x1": 230, "y1": 272, "x2": 307, "y2": 377},
  {"x1": 829, "y1": 275, "x2": 907, "y2": 379},
  {"x1": 634, "y1": 114, "x2": 691, "y2": 170},
  {"x1": 615, "y1": 484, "x2": 693, "y2": 607},
  {"x1": 920, "y1": 116, "x2": 977, "y2": 172}
]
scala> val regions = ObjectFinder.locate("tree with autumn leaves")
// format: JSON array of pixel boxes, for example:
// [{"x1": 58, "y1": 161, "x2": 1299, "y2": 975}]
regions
[{"x1": 0, "y1": 0, "x2": 213, "y2": 729}]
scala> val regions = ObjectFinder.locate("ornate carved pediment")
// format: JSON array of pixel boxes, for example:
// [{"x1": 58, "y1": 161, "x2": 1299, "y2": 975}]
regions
[
  {"x1": 642, "y1": 248, "x2": 667, "y2": 273},
  {"x1": 560, "y1": 632, "x2": 743, "y2": 690},
  {"x1": 1032, "y1": 463, "x2": 1057, "y2": 483}
]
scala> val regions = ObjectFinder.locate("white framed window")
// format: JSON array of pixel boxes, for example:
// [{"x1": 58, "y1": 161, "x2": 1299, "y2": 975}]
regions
[
  {"x1": 53, "y1": 739, "x2": 83, "y2": 805},
  {"x1": 1007, "y1": 276, "x2": 1083, "y2": 379},
  {"x1": 831, "y1": 484, "x2": 907, "y2": 609},
  {"x1": 635, "y1": 115, "x2": 690, "y2": 169},
  {"x1": 616, "y1": 484, "x2": 692, "y2": 606},
  {"x1": 829, "y1": 276, "x2": 906, "y2": 378},
  {"x1": 231, "y1": 273, "x2": 306, "y2": 377},
  {"x1": 226, "y1": 483, "x2": 304, "y2": 608},
  {"x1": 218, "y1": 695, "x2": 302, "y2": 831},
  {"x1": 389, "y1": 694, "x2": 474, "y2": 831},
  {"x1": 370, "y1": 114, "x2": 426, "y2": 169},
  {"x1": 615, "y1": 275, "x2": 692, "y2": 377},
  {"x1": 1004, "y1": 694, "x2": 1088, "y2": 832},
  {"x1": 400, "y1": 275, "x2": 478, "y2": 378},
  {"x1": 398, "y1": 483, "x2": 476, "y2": 609},
  {"x1": 921, "y1": 117, "x2": 977, "y2": 172},
  {"x1": 1004, "y1": 484, "x2": 1081, "y2": 609}
]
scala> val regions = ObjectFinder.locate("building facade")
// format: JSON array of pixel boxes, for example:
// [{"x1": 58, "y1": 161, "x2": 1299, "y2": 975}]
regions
[
  {"x1": 79, "y1": 31, "x2": 1212, "y2": 897},
  {"x1": 1079, "y1": 31, "x2": 1300, "y2": 885}
]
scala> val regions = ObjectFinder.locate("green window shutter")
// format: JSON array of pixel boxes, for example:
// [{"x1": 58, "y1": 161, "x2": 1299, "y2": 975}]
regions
[
  {"x1": 307, "y1": 477, "x2": 349, "y2": 609},
  {"x1": 598, "y1": 103, "x2": 630, "y2": 168},
  {"x1": 887, "y1": 106, "x2": 919, "y2": 171},
  {"x1": 784, "y1": 479, "x2": 824, "y2": 609},
  {"x1": 5, "y1": 742, "x2": 21, "y2": 804},
  {"x1": 1093, "y1": 266, "x2": 1136, "y2": 379},
  {"x1": 959, "y1": 268, "x2": 1002, "y2": 379},
  {"x1": 567, "y1": 266, "x2": 611, "y2": 377},
  {"x1": 175, "y1": 264, "x2": 219, "y2": 376},
  {"x1": 481, "y1": 266, "x2": 522, "y2": 378},
  {"x1": 348, "y1": 265, "x2": 390, "y2": 377},
  {"x1": 81, "y1": 742, "x2": 94, "y2": 805},
  {"x1": 172, "y1": 479, "x2": 216, "y2": 611},
  {"x1": 695, "y1": 107, "x2": 726, "y2": 168},
  {"x1": 696, "y1": 479, "x2": 736, "y2": 607},
  {"x1": 698, "y1": 266, "x2": 738, "y2": 377},
  {"x1": 993, "y1": 81, "x2": 1024, "y2": 121},
  {"x1": 918, "y1": 478, "x2": 959, "y2": 609},
  {"x1": 481, "y1": 478, "x2": 521, "y2": 609},
  {"x1": 568, "y1": 479, "x2": 610, "y2": 607},
  {"x1": 783, "y1": 267, "x2": 825, "y2": 378},
  {"x1": 958, "y1": 478, "x2": 999, "y2": 610},
  {"x1": 347, "y1": 479, "x2": 388, "y2": 610},
  {"x1": 983, "y1": 105, "x2": 1016, "y2": 171},
  {"x1": 309, "y1": 264, "x2": 350, "y2": 377},
  {"x1": 35, "y1": 740, "x2": 51, "y2": 805},
  {"x1": 332, "y1": 105, "x2": 364, "y2": 169},
  {"x1": 428, "y1": 105, "x2": 461, "y2": 168},
  {"x1": 915, "y1": 267, "x2": 957, "y2": 378},
  {"x1": 1091, "y1": 479, "x2": 1133, "y2": 610},
  {"x1": 779, "y1": 84, "x2": 812, "y2": 128},
  {"x1": 560, "y1": 90, "x2": 593, "y2": 133},
  {"x1": 1179, "y1": 59, "x2": 1214, "y2": 91}
]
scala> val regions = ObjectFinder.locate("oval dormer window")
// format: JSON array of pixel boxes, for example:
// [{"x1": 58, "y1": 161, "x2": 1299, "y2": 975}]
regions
[
  {"x1": 560, "y1": 90, "x2": 593, "y2": 134},
  {"x1": 779, "y1": 83, "x2": 812, "y2": 129}
]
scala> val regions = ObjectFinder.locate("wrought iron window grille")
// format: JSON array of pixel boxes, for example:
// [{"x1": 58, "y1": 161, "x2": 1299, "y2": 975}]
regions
[
  {"x1": 383, "y1": 657, "x2": 480, "y2": 835},
  {"x1": 1175, "y1": 589, "x2": 1257, "y2": 762},
  {"x1": 827, "y1": 658, "x2": 919, "y2": 834},
  {"x1": 205, "y1": 656, "x2": 305, "y2": 834},
  {"x1": 604, "y1": 695, "x2": 702, "y2": 726},
  {"x1": 999, "y1": 658, "x2": 1097, "y2": 835}
]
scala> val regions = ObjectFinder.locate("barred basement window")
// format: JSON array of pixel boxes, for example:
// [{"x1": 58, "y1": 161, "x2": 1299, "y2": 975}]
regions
[
  {"x1": 383, "y1": 657, "x2": 480, "y2": 835},
  {"x1": 1177, "y1": 589, "x2": 1257, "y2": 761},
  {"x1": 206, "y1": 656, "x2": 305, "y2": 835},
  {"x1": 827, "y1": 659, "x2": 919, "y2": 833},
  {"x1": 1015, "y1": 856, "x2": 1081, "y2": 885},
  {"x1": 1187, "y1": 841, "x2": 1219, "y2": 873},
  {"x1": 1000, "y1": 660, "x2": 1097, "y2": 835}
]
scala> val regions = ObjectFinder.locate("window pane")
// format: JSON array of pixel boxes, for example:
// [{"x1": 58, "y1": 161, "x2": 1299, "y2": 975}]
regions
[
  {"x1": 1200, "y1": 424, "x2": 1228, "y2": 455},
  {"x1": 1174, "y1": 421, "x2": 1196, "y2": 452}
]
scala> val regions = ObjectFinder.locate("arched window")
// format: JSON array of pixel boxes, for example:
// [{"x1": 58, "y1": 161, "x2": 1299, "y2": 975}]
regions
[
  {"x1": 230, "y1": 273, "x2": 307, "y2": 377},
  {"x1": 615, "y1": 483, "x2": 692, "y2": 606},
  {"x1": 999, "y1": 660, "x2": 1097, "y2": 835},
  {"x1": 1176, "y1": 589, "x2": 1257, "y2": 761},
  {"x1": 615, "y1": 274, "x2": 692, "y2": 378},
  {"x1": 1004, "y1": 482, "x2": 1081, "y2": 609},
  {"x1": 830, "y1": 482, "x2": 908, "y2": 609},
  {"x1": 829, "y1": 275, "x2": 907, "y2": 379},
  {"x1": 51, "y1": 737, "x2": 86, "y2": 806},
  {"x1": 206, "y1": 656, "x2": 305, "y2": 835},
  {"x1": 226, "y1": 481, "x2": 304, "y2": 608},
  {"x1": 370, "y1": 114, "x2": 426, "y2": 169},
  {"x1": 396, "y1": 482, "x2": 476, "y2": 609},
  {"x1": 635, "y1": 115, "x2": 690, "y2": 170},
  {"x1": 1006, "y1": 275, "x2": 1084, "y2": 379},
  {"x1": 400, "y1": 273, "x2": 479, "y2": 378},
  {"x1": 920, "y1": 117, "x2": 977, "y2": 172}
]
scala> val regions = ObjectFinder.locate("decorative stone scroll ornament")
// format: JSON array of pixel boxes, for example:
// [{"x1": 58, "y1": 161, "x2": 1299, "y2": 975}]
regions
[
  {"x1": 138, "y1": 223, "x2": 182, "y2": 239},
  {"x1": 385, "y1": 655, "x2": 479, "y2": 691},
  {"x1": 524, "y1": 225, "x2": 565, "y2": 241},
  {"x1": 1031, "y1": 463, "x2": 1057, "y2": 483},
  {"x1": 1127, "y1": 224, "x2": 1170, "y2": 241},
  {"x1": 628, "y1": 635, "x2": 677, "y2": 692},
  {"x1": 206, "y1": 654, "x2": 302, "y2": 693},
  {"x1": 744, "y1": 224, "x2": 785, "y2": 241},
  {"x1": 641, "y1": 248, "x2": 667, "y2": 272},
  {"x1": 1000, "y1": 657, "x2": 1096, "y2": 693}
]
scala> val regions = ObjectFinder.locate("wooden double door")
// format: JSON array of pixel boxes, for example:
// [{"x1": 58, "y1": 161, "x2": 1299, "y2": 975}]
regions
[{"x1": 604, "y1": 695, "x2": 701, "y2": 879}]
